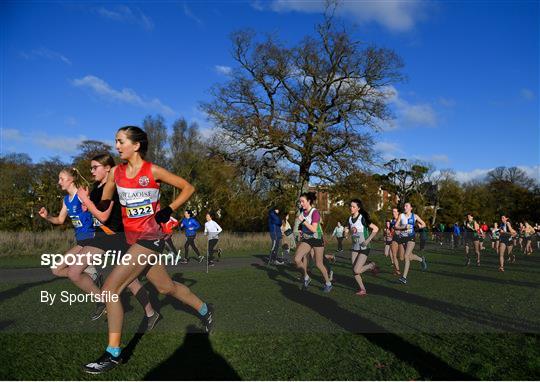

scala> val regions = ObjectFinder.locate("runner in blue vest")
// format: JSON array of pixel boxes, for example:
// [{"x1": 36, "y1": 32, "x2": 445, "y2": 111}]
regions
[
  {"x1": 38, "y1": 168, "x2": 102, "y2": 315},
  {"x1": 395, "y1": 202, "x2": 427, "y2": 284},
  {"x1": 180, "y1": 210, "x2": 203, "y2": 263}
]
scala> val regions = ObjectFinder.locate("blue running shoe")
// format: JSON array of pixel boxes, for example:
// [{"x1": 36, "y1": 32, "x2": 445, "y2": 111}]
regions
[
  {"x1": 398, "y1": 276, "x2": 407, "y2": 284},
  {"x1": 322, "y1": 284, "x2": 333, "y2": 293},
  {"x1": 421, "y1": 256, "x2": 428, "y2": 271}
]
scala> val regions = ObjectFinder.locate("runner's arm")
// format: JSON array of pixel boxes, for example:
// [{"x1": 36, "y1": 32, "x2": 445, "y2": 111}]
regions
[
  {"x1": 40, "y1": 202, "x2": 68, "y2": 225},
  {"x1": 364, "y1": 223, "x2": 379, "y2": 245},
  {"x1": 152, "y1": 165, "x2": 194, "y2": 211},
  {"x1": 415, "y1": 215, "x2": 427, "y2": 229}
]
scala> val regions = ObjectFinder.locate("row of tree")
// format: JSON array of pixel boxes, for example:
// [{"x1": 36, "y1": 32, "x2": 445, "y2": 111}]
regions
[{"x1": 1, "y1": 116, "x2": 538, "y2": 233}]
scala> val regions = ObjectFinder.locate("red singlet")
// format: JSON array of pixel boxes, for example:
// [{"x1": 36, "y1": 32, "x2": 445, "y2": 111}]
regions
[{"x1": 115, "y1": 161, "x2": 162, "y2": 244}]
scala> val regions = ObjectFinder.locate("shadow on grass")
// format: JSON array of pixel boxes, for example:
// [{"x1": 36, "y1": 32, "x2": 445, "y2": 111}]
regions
[
  {"x1": 330, "y1": 269, "x2": 540, "y2": 333},
  {"x1": 144, "y1": 272, "x2": 198, "y2": 315},
  {"x1": 145, "y1": 325, "x2": 240, "y2": 380},
  {"x1": 252, "y1": 263, "x2": 474, "y2": 380},
  {"x1": 0, "y1": 278, "x2": 58, "y2": 303},
  {"x1": 0, "y1": 320, "x2": 14, "y2": 330}
]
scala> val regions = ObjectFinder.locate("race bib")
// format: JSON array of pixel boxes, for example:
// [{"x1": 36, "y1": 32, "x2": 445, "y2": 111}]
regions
[
  {"x1": 70, "y1": 216, "x2": 82, "y2": 228},
  {"x1": 126, "y1": 199, "x2": 154, "y2": 218}
]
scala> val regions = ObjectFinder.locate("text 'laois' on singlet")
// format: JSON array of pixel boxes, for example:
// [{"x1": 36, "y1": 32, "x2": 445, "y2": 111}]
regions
[{"x1": 115, "y1": 161, "x2": 162, "y2": 244}]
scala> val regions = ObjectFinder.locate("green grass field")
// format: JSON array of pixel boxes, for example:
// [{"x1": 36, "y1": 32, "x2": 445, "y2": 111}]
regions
[{"x1": 1, "y1": 240, "x2": 539, "y2": 380}]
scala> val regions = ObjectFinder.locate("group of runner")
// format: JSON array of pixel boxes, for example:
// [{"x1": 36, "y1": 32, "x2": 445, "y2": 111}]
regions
[
  {"x1": 39, "y1": 126, "x2": 214, "y2": 374},
  {"x1": 37, "y1": 124, "x2": 538, "y2": 375}
]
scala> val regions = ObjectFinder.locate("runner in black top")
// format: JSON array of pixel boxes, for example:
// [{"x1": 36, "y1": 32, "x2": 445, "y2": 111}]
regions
[{"x1": 77, "y1": 154, "x2": 160, "y2": 328}]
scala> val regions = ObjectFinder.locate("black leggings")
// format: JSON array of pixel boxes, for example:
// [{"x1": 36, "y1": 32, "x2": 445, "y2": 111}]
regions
[
  {"x1": 208, "y1": 239, "x2": 219, "y2": 261},
  {"x1": 336, "y1": 237, "x2": 344, "y2": 251},
  {"x1": 164, "y1": 238, "x2": 178, "y2": 254},
  {"x1": 184, "y1": 236, "x2": 201, "y2": 259}
]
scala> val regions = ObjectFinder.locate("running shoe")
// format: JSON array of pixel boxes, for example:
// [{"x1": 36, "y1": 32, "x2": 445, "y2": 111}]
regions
[
  {"x1": 370, "y1": 263, "x2": 380, "y2": 276},
  {"x1": 465, "y1": 258, "x2": 471, "y2": 266},
  {"x1": 83, "y1": 351, "x2": 122, "y2": 374},
  {"x1": 217, "y1": 248, "x2": 222, "y2": 259},
  {"x1": 356, "y1": 289, "x2": 367, "y2": 297},
  {"x1": 398, "y1": 276, "x2": 407, "y2": 284},
  {"x1": 421, "y1": 256, "x2": 428, "y2": 271},
  {"x1": 322, "y1": 284, "x2": 333, "y2": 293},
  {"x1": 201, "y1": 304, "x2": 214, "y2": 333},
  {"x1": 90, "y1": 303, "x2": 106, "y2": 321},
  {"x1": 179, "y1": 258, "x2": 189, "y2": 264},
  {"x1": 476, "y1": 261, "x2": 481, "y2": 267},
  {"x1": 274, "y1": 259, "x2": 284, "y2": 265},
  {"x1": 146, "y1": 311, "x2": 161, "y2": 332},
  {"x1": 209, "y1": 260, "x2": 215, "y2": 267},
  {"x1": 302, "y1": 276, "x2": 311, "y2": 289},
  {"x1": 329, "y1": 270, "x2": 334, "y2": 282},
  {"x1": 197, "y1": 256, "x2": 205, "y2": 263},
  {"x1": 498, "y1": 267, "x2": 505, "y2": 272}
]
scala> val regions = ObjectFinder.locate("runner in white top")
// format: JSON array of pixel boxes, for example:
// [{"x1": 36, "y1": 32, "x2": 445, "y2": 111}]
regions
[
  {"x1": 348, "y1": 199, "x2": 379, "y2": 297},
  {"x1": 204, "y1": 212, "x2": 223, "y2": 266},
  {"x1": 395, "y1": 202, "x2": 427, "y2": 285}
]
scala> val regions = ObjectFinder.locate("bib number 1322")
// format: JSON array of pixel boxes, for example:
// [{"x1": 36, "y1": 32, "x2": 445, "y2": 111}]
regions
[{"x1": 126, "y1": 199, "x2": 154, "y2": 218}]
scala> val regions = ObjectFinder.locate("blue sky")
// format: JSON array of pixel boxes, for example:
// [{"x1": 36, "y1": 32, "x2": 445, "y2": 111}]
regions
[{"x1": 1, "y1": 1, "x2": 538, "y2": 183}]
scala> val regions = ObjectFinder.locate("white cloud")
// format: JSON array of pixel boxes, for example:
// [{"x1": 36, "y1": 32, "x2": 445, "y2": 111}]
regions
[
  {"x1": 413, "y1": 154, "x2": 449, "y2": 163},
  {"x1": 1, "y1": 128, "x2": 24, "y2": 141},
  {"x1": 96, "y1": 5, "x2": 153, "y2": 30},
  {"x1": 183, "y1": 3, "x2": 203, "y2": 25},
  {"x1": 520, "y1": 88, "x2": 535, "y2": 101},
  {"x1": 20, "y1": 47, "x2": 71, "y2": 65},
  {"x1": 374, "y1": 141, "x2": 403, "y2": 160},
  {"x1": 381, "y1": 85, "x2": 438, "y2": 129},
  {"x1": 214, "y1": 65, "x2": 232, "y2": 75},
  {"x1": 257, "y1": 0, "x2": 427, "y2": 32},
  {"x1": 454, "y1": 165, "x2": 540, "y2": 184},
  {"x1": 1, "y1": 128, "x2": 87, "y2": 155},
  {"x1": 72, "y1": 75, "x2": 176, "y2": 116}
]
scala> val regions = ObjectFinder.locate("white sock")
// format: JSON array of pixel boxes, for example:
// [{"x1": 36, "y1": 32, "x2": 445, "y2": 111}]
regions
[
  {"x1": 304, "y1": 275, "x2": 310, "y2": 281},
  {"x1": 84, "y1": 266, "x2": 97, "y2": 280}
]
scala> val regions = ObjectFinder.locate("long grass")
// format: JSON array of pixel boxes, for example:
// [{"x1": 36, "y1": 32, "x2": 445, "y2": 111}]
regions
[{"x1": 0, "y1": 230, "x2": 293, "y2": 257}]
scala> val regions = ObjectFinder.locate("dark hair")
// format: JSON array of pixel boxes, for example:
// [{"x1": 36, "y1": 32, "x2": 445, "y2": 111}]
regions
[
  {"x1": 299, "y1": 192, "x2": 317, "y2": 205},
  {"x1": 118, "y1": 126, "x2": 148, "y2": 158},
  {"x1": 91, "y1": 153, "x2": 115, "y2": 168},
  {"x1": 350, "y1": 198, "x2": 372, "y2": 225},
  {"x1": 206, "y1": 212, "x2": 213, "y2": 219},
  {"x1": 185, "y1": 209, "x2": 193, "y2": 218}
]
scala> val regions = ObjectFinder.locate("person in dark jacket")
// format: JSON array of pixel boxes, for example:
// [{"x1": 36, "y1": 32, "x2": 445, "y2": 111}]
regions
[
  {"x1": 180, "y1": 210, "x2": 202, "y2": 263},
  {"x1": 268, "y1": 207, "x2": 283, "y2": 265}
]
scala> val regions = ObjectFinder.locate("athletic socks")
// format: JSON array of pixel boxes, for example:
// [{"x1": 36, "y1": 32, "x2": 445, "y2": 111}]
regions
[
  {"x1": 325, "y1": 281, "x2": 332, "y2": 286},
  {"x1": 106, "y1": 346, "x2": 121, "y2": 358},
  {"x1": 84, "y1": 266, "x2": 98, "y2": 280},
  {"x1": 198, "y1": 303, "x2": 208, "y2": 316},
  {"x1": 134, "y1": 286, "x2": 151, "y2": 311},
  {"x1": 304, "y1": 275, "x2": 310, "y2": 281}
]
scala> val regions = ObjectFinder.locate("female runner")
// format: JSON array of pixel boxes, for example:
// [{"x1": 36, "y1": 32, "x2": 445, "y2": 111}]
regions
[{"x1": 395, "y1": 203, "x2": 427, "y2": 285}]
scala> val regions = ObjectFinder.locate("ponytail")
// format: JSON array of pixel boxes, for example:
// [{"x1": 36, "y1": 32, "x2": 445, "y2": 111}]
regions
[{"x1": 61, "y1": 167, "x2": 91, "y2": 189}]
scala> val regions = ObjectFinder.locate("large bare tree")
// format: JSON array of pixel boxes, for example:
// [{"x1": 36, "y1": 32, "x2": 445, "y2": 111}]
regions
[{"x1": 201, "y1": 8, "x2": 404, "y2": 193}]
